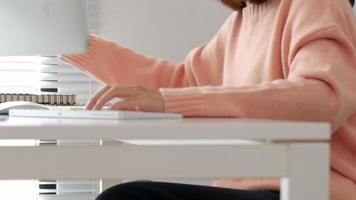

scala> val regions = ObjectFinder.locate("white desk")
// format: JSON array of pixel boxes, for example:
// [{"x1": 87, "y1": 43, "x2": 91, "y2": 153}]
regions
[{"x1": 0, "y1": 116, "x2": 330, "y2": 200}]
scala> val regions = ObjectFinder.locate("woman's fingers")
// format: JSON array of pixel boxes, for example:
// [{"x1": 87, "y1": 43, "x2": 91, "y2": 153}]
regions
[
  {"x1": 85, "y1": 86, "x2": 111, "y2": 110},
  {"x1": 92, "y1": 87, "x2": 117, "y2": 110},
  {"x1": 92, "y1": 87, "x2": 136, "y2": 110},
  {"x1": 109, "y1": 98, "x2": 141, "y2": 112},
  {"x1": 86, "y1": 85, "x2": 164, "y2": 113}
]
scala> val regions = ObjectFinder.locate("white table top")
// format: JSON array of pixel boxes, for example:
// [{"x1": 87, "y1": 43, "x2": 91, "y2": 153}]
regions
[{"x1": 0, "y1": 116, "x2": 330, "y2": 141}]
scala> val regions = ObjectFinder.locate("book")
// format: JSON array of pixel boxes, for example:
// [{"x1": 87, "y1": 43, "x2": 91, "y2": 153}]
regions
[{"x1": 0, "y1": 93, "x2": 76, "y2": 106}]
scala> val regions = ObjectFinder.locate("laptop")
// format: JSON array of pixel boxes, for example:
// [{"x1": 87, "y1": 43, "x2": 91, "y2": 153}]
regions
[
  {"x1": 0, "y1": 0, "x2": 88, "y2": 56},
  {"x1": 9, "y1": 108, "x2": 183, "y2": 120}
]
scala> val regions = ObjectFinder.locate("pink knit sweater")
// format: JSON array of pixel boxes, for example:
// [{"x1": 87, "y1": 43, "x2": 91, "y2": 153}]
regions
[{"x1": 61, "y1": 0, "x2": 356, "y2": 199}]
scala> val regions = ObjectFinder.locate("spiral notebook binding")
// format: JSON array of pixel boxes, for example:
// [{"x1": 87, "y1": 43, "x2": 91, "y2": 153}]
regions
[{"x1": 0, "y1": 94, "x2": 76, "y2": 106}]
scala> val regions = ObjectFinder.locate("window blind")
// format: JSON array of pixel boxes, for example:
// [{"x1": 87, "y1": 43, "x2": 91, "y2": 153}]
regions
[
  {"x1": 0, "y1": 56, "x2": 40, "y2": 94},
  {"x1": 39, "y1": 181, "x2": 100, "y2": 200},
  {"x1": 39, "y1": 57, "x2": 101, "y2": 105}
]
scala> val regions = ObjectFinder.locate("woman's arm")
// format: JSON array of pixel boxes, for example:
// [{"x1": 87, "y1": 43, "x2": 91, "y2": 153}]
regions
[
  {"x1": 60, "y1": 35, "x2": 187, "y2": 89},
  {"x1": 161, "y1": 26, "x2": 356, "y2": 131},
  {"x1": 59, "y1": 14, "x2": 234, "y2": 90}
]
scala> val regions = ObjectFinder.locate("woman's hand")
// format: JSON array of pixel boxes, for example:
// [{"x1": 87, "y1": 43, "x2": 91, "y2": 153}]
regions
[{"x1": 86, "y1": 85, "x2": 165, "y2": 113}]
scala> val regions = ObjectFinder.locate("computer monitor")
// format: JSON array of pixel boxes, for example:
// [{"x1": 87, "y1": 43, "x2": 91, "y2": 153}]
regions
[{"x1": 0, "y1": 0, "x2": 88, "y2": 56}]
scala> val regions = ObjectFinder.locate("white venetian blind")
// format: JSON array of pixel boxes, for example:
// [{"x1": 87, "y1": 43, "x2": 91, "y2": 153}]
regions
[
  {"x1": 39, "y1": 180, "x2": 100, "y2": 200},
  {"x1": 0, "y1": 56, "x2": 40, "y2": 94},
  {"x1": 39, "y1": 56, "x2": 101, "y2": 105}
]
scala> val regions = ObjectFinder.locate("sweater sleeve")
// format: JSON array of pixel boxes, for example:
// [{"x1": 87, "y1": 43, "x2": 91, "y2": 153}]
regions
[
  {"x1": 59, "y1": 14, "x2": 234, "y2": 89},
  {"x1": 161, "y1": 2, "x2": 356, "y2": 131}
]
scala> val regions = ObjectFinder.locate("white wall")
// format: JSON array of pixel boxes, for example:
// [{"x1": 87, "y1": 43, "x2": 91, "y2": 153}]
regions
[
  {"x1": 98, "y1": 1, "x2": 355, "y2": 63},
  {"x1": 98, "y1": 0, "x2": 231, "y2": 63}
]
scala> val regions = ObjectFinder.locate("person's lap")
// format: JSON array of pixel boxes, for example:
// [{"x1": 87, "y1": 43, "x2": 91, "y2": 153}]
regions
[{"x1": 96, "y1": 181, "x2": 280, "y2": 200}]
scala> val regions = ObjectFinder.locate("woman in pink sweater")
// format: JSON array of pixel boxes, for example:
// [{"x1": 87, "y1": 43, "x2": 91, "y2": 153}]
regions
[{"x1": 61, "y1": 0, "x2": 356, "y2": 199}]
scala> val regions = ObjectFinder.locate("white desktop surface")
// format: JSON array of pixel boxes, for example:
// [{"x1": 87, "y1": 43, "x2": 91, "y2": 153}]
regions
[
  {"x1": 0, "y1": 116, "x2": 330, "y2": 141},
  {"x1": 0, "y1": 116, "x2": 331, "y2": 200}
]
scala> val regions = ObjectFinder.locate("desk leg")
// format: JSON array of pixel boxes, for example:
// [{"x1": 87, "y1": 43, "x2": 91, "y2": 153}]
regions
[{"x1": 281, "y1": 143, "x2": 330, "y2": 200}]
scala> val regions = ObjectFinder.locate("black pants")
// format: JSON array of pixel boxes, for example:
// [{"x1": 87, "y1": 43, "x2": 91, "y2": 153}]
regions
[{"x1": 96, "y1": 181, "x2": 280, "y2": 200}]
